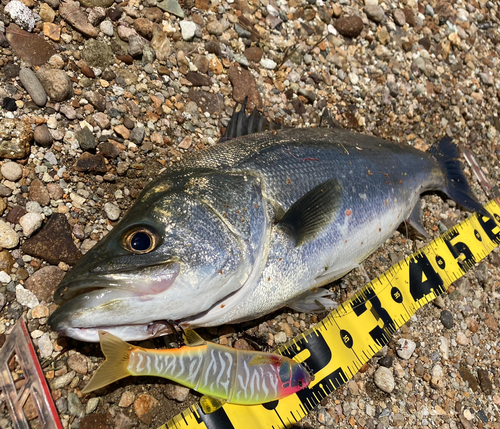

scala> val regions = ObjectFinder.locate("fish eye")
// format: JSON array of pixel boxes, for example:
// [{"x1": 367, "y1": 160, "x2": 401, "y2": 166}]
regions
[
  {"x1": 298, "y1": 379, "x2": 303, "y2": 388},
  {"x1": 123, "y1": 228, "x2": 157, "y2": 254}
]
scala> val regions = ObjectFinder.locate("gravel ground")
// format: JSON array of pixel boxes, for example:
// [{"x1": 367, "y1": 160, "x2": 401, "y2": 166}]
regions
[{"x1": 1, "y1": 0, "x2": 500, "y2": 428}]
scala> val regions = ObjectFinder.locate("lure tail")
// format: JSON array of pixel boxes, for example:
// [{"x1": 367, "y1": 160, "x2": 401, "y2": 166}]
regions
[
  {"x1": 82, "y1": 331, "x2": 133, "y2": 393},
  {"x1": 428, "y1": 137, "x2": 490, "y2": 219}
]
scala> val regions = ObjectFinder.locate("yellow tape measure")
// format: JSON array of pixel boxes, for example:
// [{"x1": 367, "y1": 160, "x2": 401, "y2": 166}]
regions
[{"x1": 159, "y1": 200, "x2": 500, "y2": 429}]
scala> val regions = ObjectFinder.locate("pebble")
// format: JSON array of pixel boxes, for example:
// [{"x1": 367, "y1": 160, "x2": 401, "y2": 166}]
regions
[
  {"x1": 50, "y1": 371, "x2": 76, "y2": 390},
  {"x1": 60, "y1": 0, "x2": 98, "y2": 38},
  {"x1": 76, "y1": 127, "x2": 98, "y2": 152},
  {"x1": 6, "y1": 24, "x2": 56, "y2": 66},
  {"x1": 19, "y1": 68, "x2": 47, "y2": 107},
  {"x1": 32, "y1": 303, "x2": 49, "y2": 318},
  {"x1": 24, "y1": 265, "x2": 65, "y2": 302},
  {"x1": 16, "y1": 284, "x2": 39, "y2": 308},
  {"x1": 374, "y1": 366, "x2": 395, "y2": 393},
  {"x1": 19, "y1": 213, "x2": 43, "y2": 237},
  {"x1": 22, "y1": 213, "x2": 81, "y2": 265},
  {"x1": 1, "y1": 162, "x2": 23, "y2": 181},
  {"x1": 457, "y1": 332, "x2": 470, "y2": 345},
  {"x1": 0, "y1": 118, "x2": 33, "y2": 159},
  {"x1": 38, "y1": 333, "x2": 53, "y2": 358},
  {"x1": 29, "y1": 179, "x2": 50, "y2": 206},
  {"x1": 260, "y1": 58, "x2": 277, "y2": 70},
  {"x1": 86, "y1": 398, "x2": 100, "y2": 415},
  {"x1": 0, "y1": 220, "x2": 19, "y2": 249},
  {"x1": 134, "y1": 393, "x2": 159, "y2": 422},
  {"x1": 104, "y1": 202, "x2": 121, "y2": 221},
  {"x1": 36, "y1": 68, "x2": 74, "y2": 102},
  {"x1": 100, "y1": 20, "x2": 114, "y2": 37},
  {"x1": 180, "y1": 21, "x2": 197, "y2": 41},
  {"x1": 274, "y1": 331, "x2": 287, "y2": 344},
  {"x1": 34, "y1": 124, "x2": 53, "y2": 147},
  {"x1": 365, "y1": 5, "x2": 385, "y2": 22},
  {"x1": 129, "y1": 126, "x2": 145, "y2": 144},
  {"x1": 67, "y1": 393, "x2": 85, "y2": 418},
  {"x1": 335, "y1": 16, "x2": 363, "y2": 38},
  {"x1": 164, "y1": 385, "x2": 190, "y2": 402},
  {"x1": 119, "y1": 391, "x2": 136, "y2": 407},
  {"x1": 393, "y1": 9, "x2": 406, "y2": 26},
  {"x1": 5, "y1": 0, "x2": 35, "y2": 32},
  {"x1": 396, "y1": 338, "x2": 416, "y2": 359},
  {"x1": 440, "y1": 310, "x2": 454, "y2": 328}
]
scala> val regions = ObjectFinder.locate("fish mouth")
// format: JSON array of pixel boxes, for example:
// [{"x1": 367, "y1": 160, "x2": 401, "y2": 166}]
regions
[{"x1": 49, "y1": 263, "x2": 181, "y2": 341}]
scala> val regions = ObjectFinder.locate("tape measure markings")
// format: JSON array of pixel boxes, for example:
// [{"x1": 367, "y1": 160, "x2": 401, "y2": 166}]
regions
[{"x1": 159, "y1": 201, "x2": 500, "y2": 429}]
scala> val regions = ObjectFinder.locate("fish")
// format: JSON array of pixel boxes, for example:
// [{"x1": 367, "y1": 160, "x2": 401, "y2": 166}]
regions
[
  {"x1": 82, "y1": 329, "x2": 312, "y2": 413},
  {"x1": 48, "y1": 106, "x2": 489, "y2": 342}
]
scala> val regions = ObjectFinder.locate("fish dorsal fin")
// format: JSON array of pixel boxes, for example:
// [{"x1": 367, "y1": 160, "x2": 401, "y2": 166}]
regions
[
  {"x1": 182, "y1": 329, "x2": 207, "y2": 347},
  {"x1": 200, "y1": 396, "x2": 227, "y2": 414},
  {"x1": 405, "y1": 200, "x2": 430, "y2": 239},
  {"x1": 279, "y1": 178, "x2": 342, "y2": 246}
]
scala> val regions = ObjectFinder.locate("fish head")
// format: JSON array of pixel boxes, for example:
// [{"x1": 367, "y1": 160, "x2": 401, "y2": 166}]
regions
[
  {"x1": 49, "y1": 172, "x2": 266, "y2": 342},
  {"x1": 278, "y1": 358, "x2": 313, "y2": 394}
]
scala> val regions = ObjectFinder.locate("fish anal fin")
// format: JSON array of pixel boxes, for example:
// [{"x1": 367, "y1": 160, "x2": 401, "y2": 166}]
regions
[
  {"x1": 200, "y1": 396, "x2": 227, "y2": 414},
  {"x1": 182, "y1": 329, "x2": 207, "y2": 347},
  {"x1": 279, "y1": 178, "x2": 342, "y2": 246},
  {"x1": 405, "y1": 200, "x2": 430, "y2": 239},
  {"x1": 82, "y1": 331, "x2": 133, "y2": 393}
]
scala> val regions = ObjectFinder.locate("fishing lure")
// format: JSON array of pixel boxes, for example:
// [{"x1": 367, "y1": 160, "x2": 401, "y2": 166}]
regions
[{"x1": 83, "y1": 329, "x2": 312, "y2": 413}]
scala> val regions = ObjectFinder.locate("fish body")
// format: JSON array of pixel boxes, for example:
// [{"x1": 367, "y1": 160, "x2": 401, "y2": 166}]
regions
[
  {"x1": 49, "y1": 121, "x2": 487, "y2": 342},
  {"x1": 83, "y1": 330, "x2": 311, "y2": 410}
]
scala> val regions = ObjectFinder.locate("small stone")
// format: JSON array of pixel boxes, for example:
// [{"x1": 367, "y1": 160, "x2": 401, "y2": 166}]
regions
[
  {"x1": 477, "y1": 369, "x2": 493, "y2": 395},
  {"x1": 0, "y1": 250, "x2": 15, "y2": 274},
  {"x1": 134, "y1": 393, "x2": 159, "y2": 423},
  {"x1": 99, "y1": 142, "x2": 120, "y2": 158},
  {"x1": 157, "y1": 0, "x2": 184, "y2": 18},
  {"x1": 76, "y1": 127, "x2": 97, "y2": 151},
  {"x1": 60, "y1": 0, "x2": 98, "y2": 38},
  {"x1": 119, "y1": 391, "x2": 135, "y2": 407},
  {"x1": 7, "y1": 206, "x2": 25, "y2": 224},
  {"x1": 80, "y1": 414, "x2": 113, "y2": 429},
  {"x1": 22, "y1": 214, "x2": 82, "y2": 266},
  {"x1": 396, "y1": 338, "x2": 416, "y2": 359},
  {"x1": 5, "y1": 0, "x2": 35, "y2": 31},
  {"x1": 2, "y1": 98, "x2": 17, "y2": 112},
  {"x1": 36, "y1": 68, "x2": 74, "y2": 102},
  {"x1": 1, "y1": 162, "x2": 23, "y2": 181},
  {"x1": 440, "y1": 310, "x2": 454, "y2": 328},
  {"x1": 402, "y1": 8, "x2": 415, "y2": 26},
  {"x1": 29, "y1": 179, "x2": 50, "y2": 206},
  {"x1": 19, "y1": 213, "x2": 43, "y2": 236},
  {"x1": 16, "y1": 284, "x2": 39, "y2": 308},
  {"x1": 67, "y1": 353, "x2": 89, "y2": 374},
  {"x1": 67, "y1": 392, "x2": 85, "y2": 418},
  {"x1": 100, "y1": 20, "x2": 114, "y2": 36},
  {"x1": 0, "y1": 220, "x2": 19, "y2": 249},
  {"x1": 85, "y1": 398, "x2": 100, "y2": 415},
  {"x1": 19, "y1": 68, "x2": 47, "y2": 107},
  {"x1": 104, "y1": 202, "x2": 121, "y2": 221},
  {"x1": 365, "y1": 5, "x2": 385, "y2": 22},
  {"x1": 260, "y1": 58, "x2": 277, "y2": 70},
  {"x1": 134, "y1": 17, "x2": 153, "y2": 39},
  {"x1": 38, "y1": 333, "x2": 53, "y2": 358},
  {"x1": 186, "y1": 71, "x2": 211, "y2": 87},
  {"x1": 32, "y1": 303, "x2": 49, "y2": 319},
  {"x1": 6, "y1": 24, "x2": 56, "y2": 66},
  {"x1": 206, "y1": 20, "x2": 223, "y2": 36},
  {"x1": 24, "y1": 265, "x2": 66, "y2": 302},
  {"x1": 151, "y1": 24, "x2": 171, "y2": 62},
  {"x1": 459, "y1": 365, "x2": 479, "y2": 391},
  {"x1": 114, "y1": 125, "x2": 130, "y2": 140},
  {"x1": 50, "y1": 371, "x2": 76, "y2": 390},
  {"x1": 244, "y1": 46, "x2": 263, "y2": 62},
  {"x1": 227, "y1": 65, "x2": 262, "y2": 110},
  {"x1": 274, "y1": 331, "x2": 287, "y2": 344},
  {"x1": 0, "y1": 118, "x2": 32, "y2": 159},
  {"x1": 335, "y1": 16, "x2": 363, "y2": 38},
  {"x1": 180, "y1": 20, "x2": 196, "y2": 41},
  {"x1": 378, "y1": 355, "x2": 393, "y2": 368},
  {"x1": 60, "y1": 105, "x2": 76, "y2": 120},
  {"x1": 128, "y1": 34, "x2": 145, "y2": 58},
  {"x1": 87, "y1": 7, "x2": 107, "y2": 26},
  {"x1": 129, "y1": 126, "x2": 145, "y2": 144},
  {"x1": 40, "y1": 3, "x2": 56, "y2": 22},
  {"x1": 393, "y1": 9, "x2": 406, "y2": 26},
  {"x1": 164, "y1": 385, "x2": 190, "y2": 402},
  {"x1": 34, "y1": 124, "x2": 53, "y2": 147},
  {"x1": 75, "y1": 152, "x2": 107, "y2": 173},
  {"x1": 457, "y1": 332, "x2": 470, "y2": 345},
  {"x1": 374, "y1": 366, "x2": 395, "y2": 393}
]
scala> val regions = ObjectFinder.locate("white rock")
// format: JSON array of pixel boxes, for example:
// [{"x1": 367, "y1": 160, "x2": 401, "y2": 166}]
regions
[
  {"x1": 349, "y1": 72, "x2": 359, "y2": 85},
  {"x1": 364, "y1": 0, "x2": 378, "y2": 4},
  {"x1": 439, "y1": 336, "x2": 449, "y2": 359},
  {"x1": 0, "y1": 271, "x2": 11, "y2": 283},
  {"x1": 16, "y1": 284, "x2": 39, "y2": 308},
  {"x1": 180, "y1": 20, "x2": 196, "y2": 40},
  {"x1": 374, "y1": 366, "x2": 395, "y2": 393},
  {"x1": 26, "y1": 201, "x2": 43, "y2": 214},
  {"x1": 70, "y1": 192, "x2": 86, "y2": 208},
  {"x1": 38, "y1": 333, "x2": 53, "y2": 358},
  {"x1": 5, "y1": 0, "x2": 35, "y2": 31},
  {"x1": 0, "y1": 220, "x2": 19, "y2": 249},
  {"x1": 19, "y1": 213, "x2": 43, "y2": 237},
  {"x1": 1, "y1": 162, "x2": 23, "y2": 181},
  {"x1": 104, "y1": 202, "x2": 121, "y2": 221},
  {"x1": 396, "y1": 338, "x2": 416, "y2": 359},
  {"x1": 100, "y1": 20, "x2": 114, "y2": 37},
  {"x1": 260, "y1": 58, "x2": 277, "y2": 70},
  {"x1": 274, "y1": 331, "x2": 287, "y2": 344}
]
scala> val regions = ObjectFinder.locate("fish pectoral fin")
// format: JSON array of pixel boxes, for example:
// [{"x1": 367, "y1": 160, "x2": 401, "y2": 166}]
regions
[
  {"x1": 182, "y1": 329, "x2": 207, "y2": 347},
  {"x1": 405, "y1": 201, "x2": 430, "y2": 239},
  {"x1": 200, "y1": 396, "x2": 227, "y2": 414},
  {"x1": 278, "y1": 178, "x2": 342, "y2": 246},
  {"x1": 286, "y1": 288, "x2": 338, "y2": 313},
  {"x1": 82, "y1": 331, "x2": 133, "y2": 394}
]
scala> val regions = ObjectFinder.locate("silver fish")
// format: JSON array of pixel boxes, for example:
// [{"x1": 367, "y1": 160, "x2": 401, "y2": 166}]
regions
[{"x1": 49, "y1": 110, "x2": 487, "y2": 342}]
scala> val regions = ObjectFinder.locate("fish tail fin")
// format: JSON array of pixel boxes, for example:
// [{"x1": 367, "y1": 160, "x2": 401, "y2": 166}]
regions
[
  {"x1": 82, "y1": 331, "x2": 133, "y2": 393},
  {"x1": 428, "y1": 137, "x2": 490, "y2": 219}
]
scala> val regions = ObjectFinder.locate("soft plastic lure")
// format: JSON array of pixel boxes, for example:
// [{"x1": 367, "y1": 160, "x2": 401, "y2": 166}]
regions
[{"x1": 83, "y1": 329, "x2": 312, "y2": 413}]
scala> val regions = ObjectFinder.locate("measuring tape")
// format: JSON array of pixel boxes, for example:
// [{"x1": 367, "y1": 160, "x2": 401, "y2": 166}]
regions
[{"x1": 158, "y1": 200, "x2": 500, "y2": 429}]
